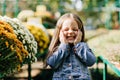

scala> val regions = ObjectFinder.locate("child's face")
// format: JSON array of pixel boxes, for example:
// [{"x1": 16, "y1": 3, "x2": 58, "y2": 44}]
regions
[{"x1": 60, "y1": 18, "x2": 79, "y2": 43}]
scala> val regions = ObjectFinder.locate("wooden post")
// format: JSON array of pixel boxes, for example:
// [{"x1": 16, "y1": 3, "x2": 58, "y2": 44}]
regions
[
  {"x1": 103, "y1": 63, "x2": 107, "y2": 80},
  {"x1": 1, "y1": 0, "x2": 6, "y2": 16},
  {"x1": 117, "y1": 0, "x2": 120, "y2": 25},
  {"x1": 28, "y1": 61, "x2": 32, "y2": 80},
  {"x1": 14, "y1": 0, "x2": 19, "y2": 17}
]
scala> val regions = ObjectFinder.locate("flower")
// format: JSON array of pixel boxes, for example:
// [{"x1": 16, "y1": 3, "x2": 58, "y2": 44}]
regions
[
  {"x1": 26, "y1": 23, "x2": 49, "y2": 56},
  {"x1": 0, "y1": 16, "x2": 37, "y2": 77},
  {"x1": 0, "y1": 16, "x2": 37, "y2": 63}
]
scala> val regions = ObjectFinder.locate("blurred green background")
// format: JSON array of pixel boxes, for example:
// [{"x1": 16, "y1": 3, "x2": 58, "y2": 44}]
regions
[{"x1": 0, "y1": 0, "x2": 120, "y2": 80}]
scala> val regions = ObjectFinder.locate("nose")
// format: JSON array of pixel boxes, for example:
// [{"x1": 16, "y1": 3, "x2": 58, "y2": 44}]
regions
[
  {"x1": 68, "y1": 29, "x2": 74, "y2": 33},
  {"x1": 67, "y1": 29, "x2": 74, "y2": 36}
]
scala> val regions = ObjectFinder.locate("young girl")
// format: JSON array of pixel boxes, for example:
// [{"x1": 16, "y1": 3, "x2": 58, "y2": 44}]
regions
[{"x1": 46, "y1": 13, "x2": 96, "y2": 80}]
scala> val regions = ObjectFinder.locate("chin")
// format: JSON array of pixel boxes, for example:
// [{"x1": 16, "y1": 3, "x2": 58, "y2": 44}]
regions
[{"x1": 68, "y1": 40, "x2": 74, "y2": 43}]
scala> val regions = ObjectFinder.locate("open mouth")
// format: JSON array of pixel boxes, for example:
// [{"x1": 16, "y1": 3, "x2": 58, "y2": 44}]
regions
[{"x1": 67, "y1": 36, "x2": 75, "y2": 40}]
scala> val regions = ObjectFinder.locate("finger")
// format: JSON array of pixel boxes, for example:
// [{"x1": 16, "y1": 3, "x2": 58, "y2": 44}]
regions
[
  {"x1": 62, "y1": 31, "x2": 66, "y2": 39},
  {"x1": 59, "y1": 31, "x2": 67, "y2": 43},
  {"x1": 74, "y1": 30, "x2": 82, "y2": 45},
  {"x1": 62, "y1": 31, "x2": 68, "y2": 43}
]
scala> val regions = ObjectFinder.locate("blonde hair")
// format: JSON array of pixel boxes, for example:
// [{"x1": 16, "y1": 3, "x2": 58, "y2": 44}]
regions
[{"x1": 45, "y1": 13, "x2": 85, "y2": 66}]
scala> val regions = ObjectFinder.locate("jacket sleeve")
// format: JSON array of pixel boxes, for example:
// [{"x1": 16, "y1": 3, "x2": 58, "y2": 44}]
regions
[
  {"x1": 47, "y1": 43, "x2": 70, "y2": 69},
  {"x1": 74, "y1": 42, "x2": 96, "y2": 66}
]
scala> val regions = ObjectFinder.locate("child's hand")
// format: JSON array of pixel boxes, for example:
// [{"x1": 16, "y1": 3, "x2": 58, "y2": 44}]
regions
[
  {"x1": 74, "y1": 30, "x2": 82, "y2": 45},
  {"x1": 59, "y1": 31, "x2": 68, "y2": 44}
]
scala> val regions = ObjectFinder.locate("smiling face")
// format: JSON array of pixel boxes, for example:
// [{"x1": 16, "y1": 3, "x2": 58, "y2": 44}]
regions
[{"x1": 60, "y1": 18, "x2": 79, "y2": 43}]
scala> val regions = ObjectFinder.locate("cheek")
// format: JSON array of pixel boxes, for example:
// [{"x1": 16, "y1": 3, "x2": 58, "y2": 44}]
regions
[
  {"x1": 63, "y1": 31, "x2": 67, "y2": 35},
  {"x1": 75, "y1": 31, "x2": 78, "y2": 36}
]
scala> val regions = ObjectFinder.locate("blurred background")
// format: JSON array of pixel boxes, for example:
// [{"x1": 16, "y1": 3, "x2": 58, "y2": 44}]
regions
[
  {"x1": 0, "y1": 0, "x2": 120, "y2": 29},
  {"x1": 0, "y1": 0, "x2": 120, "y2": 80}
]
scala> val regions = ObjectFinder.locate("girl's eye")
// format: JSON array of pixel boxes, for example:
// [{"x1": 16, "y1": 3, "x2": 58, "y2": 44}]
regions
[
  {"x1": 73, "y1": 29, "x2": 78, "y2": 31},
  {"x1": 64, "y1": 28, "x2": 69, "y2": 31}
]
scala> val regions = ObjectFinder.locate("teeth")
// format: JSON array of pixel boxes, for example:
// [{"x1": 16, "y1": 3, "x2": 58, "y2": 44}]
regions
[{"x1": 67, "y1": 37, "x2": 74, "y2": 40}]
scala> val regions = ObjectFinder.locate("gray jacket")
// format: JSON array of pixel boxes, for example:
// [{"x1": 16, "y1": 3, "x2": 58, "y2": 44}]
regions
[{"x1": 47, "y1": 42, "x2": 96, "y2": 80}]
